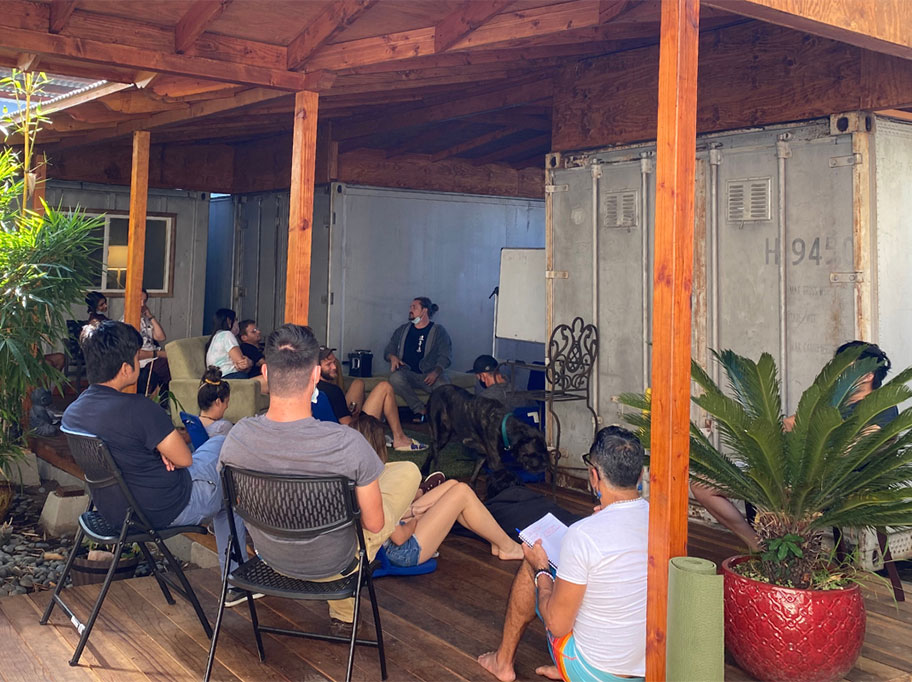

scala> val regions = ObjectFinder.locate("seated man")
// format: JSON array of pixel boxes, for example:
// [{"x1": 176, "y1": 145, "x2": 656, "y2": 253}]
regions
[
  {"x1": 219, "y1": 324, "x2": 421, "y2": 630},
  {"x1": 317, "y1": 346, "x2": 427, "y2": 451},
  {"x1": 385, "y1": 296, "x2": 452, "y2": 421},
  {"x1": 238, "y1": 319, "x2": 264, "y2": 377},
  {"x1": 471, "y1": 354, "x2": 532, "y2": 412},
  {"x1": 478, "y1": 426, "x2": 647, "y2": 682},
  {"x1": 61, "y1": 320, "x2": 248, "y2": 606}
]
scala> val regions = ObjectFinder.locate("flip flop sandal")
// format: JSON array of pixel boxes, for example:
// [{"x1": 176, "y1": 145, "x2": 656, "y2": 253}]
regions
[
  {"x1": 419, "y1": 471, "x2": 446, "y2": 494},
  {"x1": 411, "y1": 414, "x2": 427, "y2": 424},
  {"x1": 395, "y1": 438, "x2": 429, "y2": 453}
]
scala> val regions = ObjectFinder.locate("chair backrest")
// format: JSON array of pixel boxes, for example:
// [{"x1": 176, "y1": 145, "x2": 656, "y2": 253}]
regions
[
  {"x1": 546, "y1": 316, "x2": 598, "y2": 393},
  {"x1": 165, "y1": 336, "x2": 209, "y2": 381},
  {"x1": 222, "y1": 466, "x2": 357, "y2": 541},
  {"x1": 61, "y1": 427, "x2": 156, "y2": 530},
  {"x1": 180, "y1": 411, "x2": 210, "y2": 449}
]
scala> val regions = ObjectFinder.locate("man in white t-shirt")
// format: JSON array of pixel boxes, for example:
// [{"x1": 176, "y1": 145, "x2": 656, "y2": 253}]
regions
[{"x1": 478, "y1": 426, "x2": 648, "y2": 682}]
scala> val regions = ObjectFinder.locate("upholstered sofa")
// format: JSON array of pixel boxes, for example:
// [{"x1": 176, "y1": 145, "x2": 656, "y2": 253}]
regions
[{"x1": 165, "y1": 336, "x2": 269, "y2": 427}]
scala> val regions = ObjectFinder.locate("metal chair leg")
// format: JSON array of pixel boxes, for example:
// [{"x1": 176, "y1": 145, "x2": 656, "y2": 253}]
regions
[
  {"x1": 40, "y1": 525, "x2": 85, "y2": 625},
  {"x1": 346, "y1": 565, "x2": 365, "y2": 682},
  {"x1": 138, "y1": 542, "x2": 174, "y2": 605},
  {"x1": 154, "y1": 536, "x2": 212, "y2": 637},
  {"x1": 365, "y1": 572, "x2": 387, "y2": 680},
  {"x1": 247, "y1": 589, "x2": 265, "y2": 661},
  {"x1": 204, "y1": 552, "x2": 233, "y2": 682}
]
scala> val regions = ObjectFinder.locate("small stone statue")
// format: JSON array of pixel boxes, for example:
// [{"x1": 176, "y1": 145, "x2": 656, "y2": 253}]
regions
[{"x1": 28, "y1": 388, "x2": 59, "y2": 437}]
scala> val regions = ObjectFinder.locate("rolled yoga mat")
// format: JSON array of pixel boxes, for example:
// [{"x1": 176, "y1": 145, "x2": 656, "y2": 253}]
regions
[{"x1": 666, "y1": 556, "x2": 725, "y2": 682}]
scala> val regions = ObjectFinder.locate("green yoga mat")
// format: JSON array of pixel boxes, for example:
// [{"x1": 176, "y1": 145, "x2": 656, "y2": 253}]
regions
[{"x1": 666, "y1": 556, "x2": 724, "y2": 682}]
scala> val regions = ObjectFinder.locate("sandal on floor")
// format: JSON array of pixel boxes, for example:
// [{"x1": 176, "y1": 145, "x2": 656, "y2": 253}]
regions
[
  {"x1": 394, "y1": 438, "x2": 429, "y2": 453},
  {"x1": 411, "y1": 413, "x2": 426, "y2": 424},
  {"x1": 419, "y1": 471, "x2": 446, "y2": 494}
]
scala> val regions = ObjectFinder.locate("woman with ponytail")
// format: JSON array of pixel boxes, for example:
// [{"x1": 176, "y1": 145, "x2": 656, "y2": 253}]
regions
[{"x1": 197, "y1": 366, "x2": 233, "y2": 437}]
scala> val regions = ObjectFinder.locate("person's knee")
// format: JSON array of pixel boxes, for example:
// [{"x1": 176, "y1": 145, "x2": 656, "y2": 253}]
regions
[
  {"x1": 389, "y1": 371, "x2": 407, "y2": 390},
  {"x1": 350, "y1": 378, "x2": 365, "y2": 393},
  {"x1": 375, "y1": 380, "x2": 393, "y2": 396},
  {"x1": 452, "y1": 481, "x2": 473, "y2": 500}
]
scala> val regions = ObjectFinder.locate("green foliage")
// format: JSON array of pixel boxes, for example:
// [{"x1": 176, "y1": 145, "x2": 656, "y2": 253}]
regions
[
  {"x1": 0, "y1": 70, "x2": 102, "y2": 472},
  {"x1": 619, "y1": 347, "x2": 912, "y2": 589}
]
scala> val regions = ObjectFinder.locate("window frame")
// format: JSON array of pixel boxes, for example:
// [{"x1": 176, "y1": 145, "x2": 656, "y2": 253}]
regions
[{"x1": 82, "y1": 209, "x2": 177, "y2": 297}]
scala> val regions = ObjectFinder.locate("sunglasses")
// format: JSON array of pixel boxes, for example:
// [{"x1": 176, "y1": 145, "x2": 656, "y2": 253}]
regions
[{"x1": 583, "y1": 452, "x2": 594, "y2": 468}]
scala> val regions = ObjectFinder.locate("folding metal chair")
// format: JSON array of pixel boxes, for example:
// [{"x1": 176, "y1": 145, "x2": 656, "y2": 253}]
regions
[
  {"x1": 205, "y1": 466, "x2": 387, "y2": 682},
  {"x1": 42, "y1": 428, "x2": 213, "y2": 665}
]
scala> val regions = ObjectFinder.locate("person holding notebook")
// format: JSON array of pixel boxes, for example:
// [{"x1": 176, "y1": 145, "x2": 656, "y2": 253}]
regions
[{"x1": 478, "y1": 426, "x2": 648, "y2": 682}]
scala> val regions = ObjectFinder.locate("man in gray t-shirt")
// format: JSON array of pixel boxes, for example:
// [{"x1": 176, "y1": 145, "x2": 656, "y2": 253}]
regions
[{"x1": 219, "y1": 324, "x2": 420, "y2": 625}]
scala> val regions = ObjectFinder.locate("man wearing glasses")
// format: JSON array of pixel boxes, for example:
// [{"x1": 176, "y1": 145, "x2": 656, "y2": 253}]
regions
[{"x1": 478, "y1": 426, "x2": 648, "y2": 682}]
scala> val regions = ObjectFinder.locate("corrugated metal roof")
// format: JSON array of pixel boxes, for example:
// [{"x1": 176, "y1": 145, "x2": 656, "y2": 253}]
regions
[{"x1": 0, "y1": 67, "x2": 104, "y2": 115}]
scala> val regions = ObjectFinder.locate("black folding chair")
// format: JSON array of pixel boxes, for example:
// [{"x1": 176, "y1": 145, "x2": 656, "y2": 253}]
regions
[
  {"x1": 42, "y1": 428, "x2": 213, "y2": 665},
  {"x1": 205, "y1": 466, "x2": 387, "y2": 682}
]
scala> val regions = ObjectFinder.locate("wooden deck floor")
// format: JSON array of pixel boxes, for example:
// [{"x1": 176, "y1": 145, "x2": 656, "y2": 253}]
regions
[{"x1": 1, "y1": 501, "x2": 910, "y2": 681}]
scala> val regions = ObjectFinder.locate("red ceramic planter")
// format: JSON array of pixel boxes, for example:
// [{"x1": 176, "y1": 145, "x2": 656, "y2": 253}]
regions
[{"x1": 722, "y1": 556, "x2": 865, "y2": 682}]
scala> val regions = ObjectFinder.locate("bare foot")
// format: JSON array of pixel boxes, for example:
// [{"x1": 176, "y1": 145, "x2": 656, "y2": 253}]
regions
[
  {"x1": 535, "y1": 665, "x2": 563, "y2": 680},
  {"x1": 392, "y1": 435, "x2": 413, "y2": 449},
  {"x1": 493, "y1": 541, "x2": 525, "y2": 561},
  {"x1": 478, "y1": 651, "x2": 516, "y2": 682}
]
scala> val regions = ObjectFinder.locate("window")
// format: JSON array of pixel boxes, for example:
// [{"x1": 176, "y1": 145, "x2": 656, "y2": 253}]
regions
[{"x1": 85, "y1": 212, "x2": 175, "y2": 295}]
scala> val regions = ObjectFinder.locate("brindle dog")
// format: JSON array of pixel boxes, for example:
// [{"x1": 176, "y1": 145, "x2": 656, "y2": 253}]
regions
[{"x1": 423, "y1": 385, "x2": 549, "y2": 492}]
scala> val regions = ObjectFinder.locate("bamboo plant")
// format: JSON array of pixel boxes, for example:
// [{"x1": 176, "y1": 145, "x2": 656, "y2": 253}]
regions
[
  {"x1": 0, "y1": 69, "x2": 102, "y2": 472},
  {"x1": 620, "y1": 347, "x2": 912, "y2": 588}
]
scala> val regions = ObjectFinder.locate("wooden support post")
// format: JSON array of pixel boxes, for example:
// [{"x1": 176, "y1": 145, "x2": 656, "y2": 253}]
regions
[
  {"x1": 285, "y1": 91, "x2": 319, "y2": 325},
  {"x1": 124, "y1": 131, "x2": 150, "y2": 393},
  {"x1": 647, "y1": 0, "x2": 699, "y2": 679}
]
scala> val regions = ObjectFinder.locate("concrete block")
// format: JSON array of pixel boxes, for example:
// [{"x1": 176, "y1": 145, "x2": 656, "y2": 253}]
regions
[
  {"x1": 39, "y1": 488, "x2": 88, "y2": 537},
  {"x1": 36, "y1": 459, "x2": 85, "y2": 489},
  {"x1": 190, "y1": 540, "x2": 220, "y2": 569},
  {"x1": 8, "y1": 451, "x2": 40, "y2": 487}
]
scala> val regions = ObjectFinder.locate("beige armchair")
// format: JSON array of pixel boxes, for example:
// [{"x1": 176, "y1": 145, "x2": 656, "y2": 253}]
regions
[{"x1": 165, "y1": 336, "x2": 268, "y2": 427}]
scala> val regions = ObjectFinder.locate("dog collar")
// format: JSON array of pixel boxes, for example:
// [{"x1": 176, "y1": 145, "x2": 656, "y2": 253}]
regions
[{"x1": 500, "y1": 414, "x2": 512, "y2": 451}]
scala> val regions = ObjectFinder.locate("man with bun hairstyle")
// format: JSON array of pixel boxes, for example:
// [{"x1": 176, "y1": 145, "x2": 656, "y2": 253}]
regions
[{"x1": 385, "y1": 296, "x2": 452, "y2": 421}]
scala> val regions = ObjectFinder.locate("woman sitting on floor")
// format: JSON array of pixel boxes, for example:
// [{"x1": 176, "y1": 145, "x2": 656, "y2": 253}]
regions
[
  {"x1": 198, "y1": 366, "x2": 233, "y2": 437},
  {"x1": 352, "y1": 414, "x2": 524, "y2": 567},
  {"x1": 205, "y1": 308, "x2": 267, "y2": 394}
]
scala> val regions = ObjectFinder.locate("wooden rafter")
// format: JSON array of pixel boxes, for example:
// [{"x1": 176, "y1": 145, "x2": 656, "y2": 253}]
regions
[
  {"x1": 470, "y1": 132, "x2": 549, "y2": 165},
  {"x1": 48, "y1": 0, "x2": 77, "y2": 34},
  {"x1": 468, "y1": 111, "x2": 551, "y2": 131},
  {"x1": 0, "y1": 24, "x2": 327, "y2": 92},
  {"x1": 434, "y1": 0, "x2": 516, "y2": 53},
  {"x1": 16, "y1": 52, "x2": 40, "y2": 71},
  {"x1": 174, "y1": 0, "x2": 232, "y2": 54},
  {"x1": 431, "y1": 127, "x2": 516, "y2": 161},
  {"x1": 334, "y1": 77, "x2": 553, "y2": 140},
  {"x1": 704, "y1": 0, "x2": 912, "y2": 60},
  {"x1": 306, "y1": 0, "x2": 601, "y2": 71},
  {"x1": 287, "y1": 0, "x2": 378, "y2": 71},
  {"x1": 46, "y1": 85, "x2": 318, "y2": 151}
]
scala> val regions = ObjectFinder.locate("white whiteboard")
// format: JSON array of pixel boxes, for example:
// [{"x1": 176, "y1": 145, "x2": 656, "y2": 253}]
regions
[{"x1": 496, "y1": 248, "x2": 546, "y2": 343}]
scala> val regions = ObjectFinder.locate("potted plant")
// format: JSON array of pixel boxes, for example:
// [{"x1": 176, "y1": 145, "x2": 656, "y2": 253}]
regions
[
  {"x1": 0, "y1": 70, "x2": 102, "y2": 517},
  {"x1": 620, "y1": 347, "x2": 912, "y2": 682}
]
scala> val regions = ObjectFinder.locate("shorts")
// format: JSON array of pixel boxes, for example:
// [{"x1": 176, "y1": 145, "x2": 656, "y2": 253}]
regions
[
  {"x1": 383, "y1": 536, "x2": 421, "y2": 567},
  {"x1": 546, "y1": 631, "x2": 644, "y2": 682}
]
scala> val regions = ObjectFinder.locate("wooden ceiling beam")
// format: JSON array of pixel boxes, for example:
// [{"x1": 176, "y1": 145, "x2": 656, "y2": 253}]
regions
[
  {"x1": 431, "y1": 127, "x2": 517, "y2": 161},
  {"x1": 704, "y1": 0, "x2": 912, "y2": 60},
  {"x1": 0, "y1": 23, "x2": 330, "y2": 92},
  {"x1": 468, "y1": 111, "x2": 551, "y2": 131},
  {"x1": 335, "y1": 77, "x2": 553, "y2": 140},
  {"x1": 16, "y1": 52, "x2": 40, "y2": 71},
  {"x1": 48, "y1": 0, "x2": 77, "y2": 34},
  {"x1": 45, "y1": 86, "x2": 300, "y2": 152},
  {"x1": 471, "y1": 132, "x2": 550, "y2": 165},
  {"x1": 287, "y1": 0, "x2": 378, "y2": 70},
  {"x1": 175, "y1": 0, "x2": 232, "y2": 54},
  {"x1": 306, "y1": 0, "x2": 600, "y2": 71},
  {"x1": 434, "y1": 0, "x2": 516, "y2": 53}
]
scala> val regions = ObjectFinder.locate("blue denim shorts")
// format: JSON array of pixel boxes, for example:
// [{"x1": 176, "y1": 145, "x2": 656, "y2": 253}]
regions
[{"x1": 383, "y1": 537, "x2": 421, "y2": 567}]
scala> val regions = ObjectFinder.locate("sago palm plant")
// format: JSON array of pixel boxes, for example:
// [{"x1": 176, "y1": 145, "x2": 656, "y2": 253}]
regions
[{"x1": 620, "y1": 347, "x2": 912, "y2": 588}]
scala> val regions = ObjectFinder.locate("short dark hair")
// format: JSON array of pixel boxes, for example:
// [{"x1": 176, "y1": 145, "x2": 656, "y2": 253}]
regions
[
  {"x1": 263, "y1": 324, "x2": 319, "y2": 397},
  {"x1": 198, "y1": 366, "x2": 230, "y2": 410},
  {"x1": 836, "y1": 340, "x2": 892, "y2": 388},
  {"x1": 414, "y1": 296, "x2": 439, "y2": 318},
  {"x1": 588, "y1": 426, "x2": 644, "y2": 489},
  {"x1": 80, "y1": 320, "x2": 142, "y2": 384},
  {"x1": 238, "y1": 319, "x2": 257, "y2": 339}
]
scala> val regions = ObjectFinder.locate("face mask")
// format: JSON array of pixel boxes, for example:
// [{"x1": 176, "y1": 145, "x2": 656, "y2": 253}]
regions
[
  {"x1": 311, "y1": 386, "x2": 319, "y2": 404},
  {"x1": 411, "y1": 316, "x2": 422, "y2": 325}
]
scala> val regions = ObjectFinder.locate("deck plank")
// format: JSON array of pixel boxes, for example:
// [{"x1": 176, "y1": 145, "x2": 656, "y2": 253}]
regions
[{"x1": 0, "y1": 602, "x2": 57, "y2": 682}]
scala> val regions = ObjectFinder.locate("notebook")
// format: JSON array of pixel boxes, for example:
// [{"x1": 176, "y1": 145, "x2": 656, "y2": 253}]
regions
[{"x1": 518, "y1": 512, "x2": 568, "y2": 570}]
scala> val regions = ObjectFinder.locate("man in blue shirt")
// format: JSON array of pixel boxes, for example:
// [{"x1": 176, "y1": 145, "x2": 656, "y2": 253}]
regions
[{"x1": 62, "y1": 320, "x2": 248, "y2": 605}]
